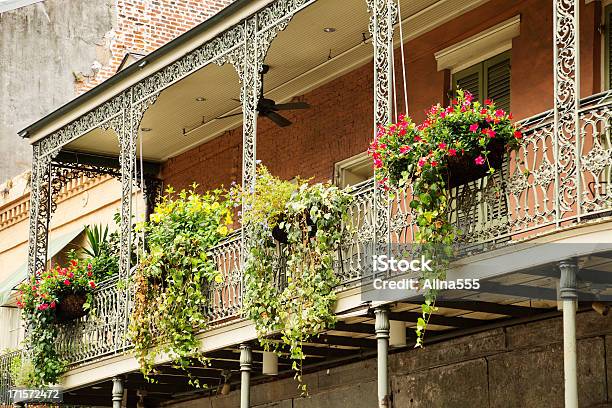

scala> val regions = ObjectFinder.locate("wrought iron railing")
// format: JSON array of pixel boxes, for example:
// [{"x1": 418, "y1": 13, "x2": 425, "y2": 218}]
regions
[
  {"x1": 0, "y1": 350, "x2": 21, "y2": 405},
  {"x1": 23, "y1": 92, "x2": 612, "y2": 371}
]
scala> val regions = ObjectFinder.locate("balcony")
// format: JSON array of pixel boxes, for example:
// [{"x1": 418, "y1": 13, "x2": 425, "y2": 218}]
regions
[{"x1": 15, "y1": 91, "x2": 607, "y2": 371}]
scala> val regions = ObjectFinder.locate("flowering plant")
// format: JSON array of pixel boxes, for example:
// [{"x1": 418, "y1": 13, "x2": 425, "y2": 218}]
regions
[
  {"x1": 129, "y1": 185, "x2": 233, "y2": 385},
  {"x1": 16, "y1": 254, "x2": 97, "y2": 385},
  {"x1": 368, "y1": 90, "x2": 523, "y2": 345}
]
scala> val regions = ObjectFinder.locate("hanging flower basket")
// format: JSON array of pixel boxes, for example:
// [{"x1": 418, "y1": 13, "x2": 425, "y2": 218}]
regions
[
  {"x1": 445, "y1": 137, "x2": 506, "y2": 188},
  {"x1": 271, "y1": 211, "x2": 317, "y2": 244},
  {"x1": 368, "y1": 90, "x2": 523, "y2": 347},
  {"x1": 55, "y1": 292, "x2": 89, "y2": 322}
]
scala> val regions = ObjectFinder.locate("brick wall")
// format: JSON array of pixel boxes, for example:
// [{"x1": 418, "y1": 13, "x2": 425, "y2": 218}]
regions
[
  {"x1": 164, "y1": 311, "x2": 612, "y2": 408},
  {"x1": 76, "y1": 0, "x2": 235, "y2": 93},
  {"x1": 160, "y1": 0, "x2": 600, "y2": 192},
  {"x1": 161, "y1": 60, "x2": 374, "y2": 192}
]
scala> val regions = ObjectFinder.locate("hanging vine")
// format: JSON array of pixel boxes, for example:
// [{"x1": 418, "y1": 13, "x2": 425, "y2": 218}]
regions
[
  {"x1": 234, "y1": 166, "x2": 353, "y2": 391},
  {"x1": 129, "y1": 185, "x2": 233, "y2": 385}
]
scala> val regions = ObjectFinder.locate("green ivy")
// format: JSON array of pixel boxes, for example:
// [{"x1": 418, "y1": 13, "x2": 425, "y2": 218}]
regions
[{"x1": 235, "y1": 167, "x2": 353, "y2": 391}]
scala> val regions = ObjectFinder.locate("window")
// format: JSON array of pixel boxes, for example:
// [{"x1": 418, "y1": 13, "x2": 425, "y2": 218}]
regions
[
  {"x1": 0, "y1": 307, "x2": 22, "y2": 351},
  {"x1": 334, "y1": 152, "x2": 373, "y2": 188},
  {"x1": 452, "y1": 51, "x2": 511, "y2": 112}
]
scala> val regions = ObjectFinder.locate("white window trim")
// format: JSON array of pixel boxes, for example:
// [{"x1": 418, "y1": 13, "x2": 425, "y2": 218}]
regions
[
  {"x1": 435, "y1": 15, "x2": 520, "y2": 74},
  {"x1": 334, "y1": 152, "x2": 371, "y2": 187}
]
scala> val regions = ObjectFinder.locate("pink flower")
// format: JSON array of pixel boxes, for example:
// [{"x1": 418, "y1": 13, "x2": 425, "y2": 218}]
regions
[
  {"x1": 50, "y1": 301, "x2": 56, "y2": 309},
  {"x1": 482, "y1": 128, "x2": 496, "y2": 138},
  {"x1": 484, "y1": 99, "x2": 492, "y2": 106},
  {"x1": 87, "y1": 264, "x2": 92, "y2": 271},
  {"x1": 431, "y1": 160, "x2": 438, "y2": 167},
  {"x1": 418, "y1": 158, "x2": 427, "y2": 167},
  {"x1": 514, "y1": 130, "x2": 523, "y2": 139},
  {"x1": 464, "y1": 92, "x2": 474, "y2": 103},
  {"x1": 495, "y1": 109, "x2": 505, "y2": 117},
  {"x1": 414, "y1": 136, "x2": 421, "y2": 142},
  {"x1": 469, "y1": 123, "x2": 479, "y2": 133},
  {"x1": 89, "y1": 281, "x2": 96, "y2": 289},
  {"x1": 399, "y1": 145, "x2": 411, "y2": 153},
  {"x1": 438, "y1": 142, "x2": 447, "y2": 150},
  {"x1": 480, "y1": 108, "x2": 488, "y2": 115},
  {"x1": 64, "y1": 279, "x2": 70, "y2": 286},
  {"x1": 38, "y1": 303, "x2": 49, "y2": 311},
  {"x1": 448, "y1": 148, "x2": 457, "y2": 157},
  {"x1": 374, "y1": 159, "x2": 383, "y2": 169},
  {"x1": 474, "y1": 156, "x2": 485, "y2": 166}
]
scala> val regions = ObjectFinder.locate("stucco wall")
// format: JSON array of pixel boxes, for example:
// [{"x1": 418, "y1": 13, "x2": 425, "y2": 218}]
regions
[
  {"x1": 164, "y1": 311, "x2": 612, "y2": 408},
  {"x1": 161, "y1": 0, "x2": 602, "y2": 192},
  {"x1": 0, "y1": 0, "x2": 114, "y2": 182}
]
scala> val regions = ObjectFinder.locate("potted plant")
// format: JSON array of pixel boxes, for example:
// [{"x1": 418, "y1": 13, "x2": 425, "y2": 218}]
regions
[
  {"x1": 16, "y1": 255, "x2": 97, "y2": 385},
  {"x1": 129, "y1": 185, "x2": 233, "y2": 385},
  {"x1": 234, "y1": 166, "x2": 353, "y2": 391},
  {"x1": 368, "y1": 90, "x2": 523, "y2": 345}
]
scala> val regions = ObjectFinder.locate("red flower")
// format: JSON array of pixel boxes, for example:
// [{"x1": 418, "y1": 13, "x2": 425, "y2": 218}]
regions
[
  {"x1": 431, "y1": 160, "x2": 438, "y2": 167},
  {"x1": 64, "y1": 279, "x2": 70, "y2": 286},
  {"x1": 16, "y1": 301, "x2": 23, "y2": 309},
  {"x1": 418, "y1": 158, "x2": 426, "y2": 168},
  {"x1": 514, "y1": 130, "x2": 523, "y2": 139},
  {"x1": 87, "y1": 264, "x2": 92, "y2": 271},
  {"x1": 495, "y1": 109, "x2": 505, "y2": 117},
  {"x1": 38, "y1": 303, "x2": 49, "y2": 311},
  {"x1": 414, "y1": 136, "x2": 421, "y2": 142},
  {"x1": 474, "y1": 156, "x2": 485, "y2": 166},
  {"x1": 89, "y1": 281, "x2": 96, "y2": 289},
  {"x1": 480, "y1": 108, "x2": 488, "y2": 115},
  {"x1": 438, "y1": 142, "x2": 447, "y2": 150},
  {"x1": 50, "y1": 301, "x2": 56, "y2": 309},
  {"x1": 469, "y1": 123, "x2": 479, "y2": 133},
  {"x1": 464, "y1": 92, "x2": 474, "y2": 103},
  {"x1": 448, "y1": 148, "x2": 457, "y2": 157},
  {"x1": 87, "y1": 271, "x2": 93, "y2": 277},
  {"x1": 484, "y1": 99, "x2": 492, "y2": 106},
  {"x1": 70, "y1": 259, "x2": 78, "y2": 267},
  {"x1": 482, "y1": 128, "x2": 496, "y2": 138},
  {"x1": 399, "y1": 145, "x2": 411, "y2": 153}
]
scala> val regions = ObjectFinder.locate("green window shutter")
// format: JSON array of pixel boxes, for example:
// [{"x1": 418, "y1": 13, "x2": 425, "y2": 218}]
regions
[
  {"x1": 453, "y1": 64, "x2": 482, "y2": 101},
  {"x1": 484, "y1": 52, "x2": 511, "y2": 112},
  {"x1": 605, "y1": 5, "x2": 612, "y2": 90}
]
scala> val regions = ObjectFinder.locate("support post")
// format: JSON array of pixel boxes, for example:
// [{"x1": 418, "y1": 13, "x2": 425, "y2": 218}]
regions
[
  {"x1": 559, "y1": 259, "x2": 578, "y2": 408},
  {"x1": 240, "y1": 343, "x2": 252, "y2": 408},
  {"x1": 375, "y1": 307, "x2": 390, "y2": 407},
  {"x1": 112, "y1": 377, "x2": 124, "y2": 408}
]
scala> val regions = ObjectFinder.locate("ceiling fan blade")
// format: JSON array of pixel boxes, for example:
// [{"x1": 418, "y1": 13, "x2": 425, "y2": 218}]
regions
[
  {"x1": 264, "y1": 111, "x2": 292, "y2": 127},
  {"x1": 231, "y1": 98, "x2": 241, "y2": 102},
  {"x1": 274, "y1": 102, "x2": 310, "y2": 111},
  {"x1": 216, "y1": 112, "x2": 243, "y2": 119}
]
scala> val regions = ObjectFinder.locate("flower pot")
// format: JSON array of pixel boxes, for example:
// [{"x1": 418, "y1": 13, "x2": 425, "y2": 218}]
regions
[
  {"x1": 445, "y1": 139, "x2": 506, "y2": 189},
  {"x1": 272, "y1": 212, "x2": 317, "y2": 244},
  {"x1": 56, "y1": 293, "x2": 88, "y2": 322}
]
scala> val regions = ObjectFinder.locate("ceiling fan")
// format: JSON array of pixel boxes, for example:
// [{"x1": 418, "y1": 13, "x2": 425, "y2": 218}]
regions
[{"x1": 216, "y1": 65, "x2": 310, "y2": 127}]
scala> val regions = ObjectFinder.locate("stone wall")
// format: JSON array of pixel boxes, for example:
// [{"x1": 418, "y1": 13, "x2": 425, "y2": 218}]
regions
[
  {"x1": 164, "y1": 311, "x2": 612, "y2": 408},
  {"x1": 0, "y1": 0, "x2": 114, "y2": 182}
]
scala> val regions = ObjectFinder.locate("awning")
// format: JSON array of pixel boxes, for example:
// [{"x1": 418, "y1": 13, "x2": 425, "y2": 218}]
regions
[{"x1": 0, "y1": 227, "x2": 84, "y2": 305}]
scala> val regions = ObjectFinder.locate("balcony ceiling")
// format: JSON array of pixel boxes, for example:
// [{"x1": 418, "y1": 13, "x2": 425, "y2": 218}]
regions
[{"x1": 64, "y1": 0, "x2": 488, "y2": 162}]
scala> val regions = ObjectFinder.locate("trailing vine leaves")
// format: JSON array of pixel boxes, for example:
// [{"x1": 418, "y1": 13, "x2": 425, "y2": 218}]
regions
[
  {"x1": 369, "y1": 90, "x2": 522, "y2": 346},
  {"x1": 237, "y1": 167, "x2": 353, "y2": 392},
  {"x1": 129, "y1": 185, "x2": 233, "y2": 385}
]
